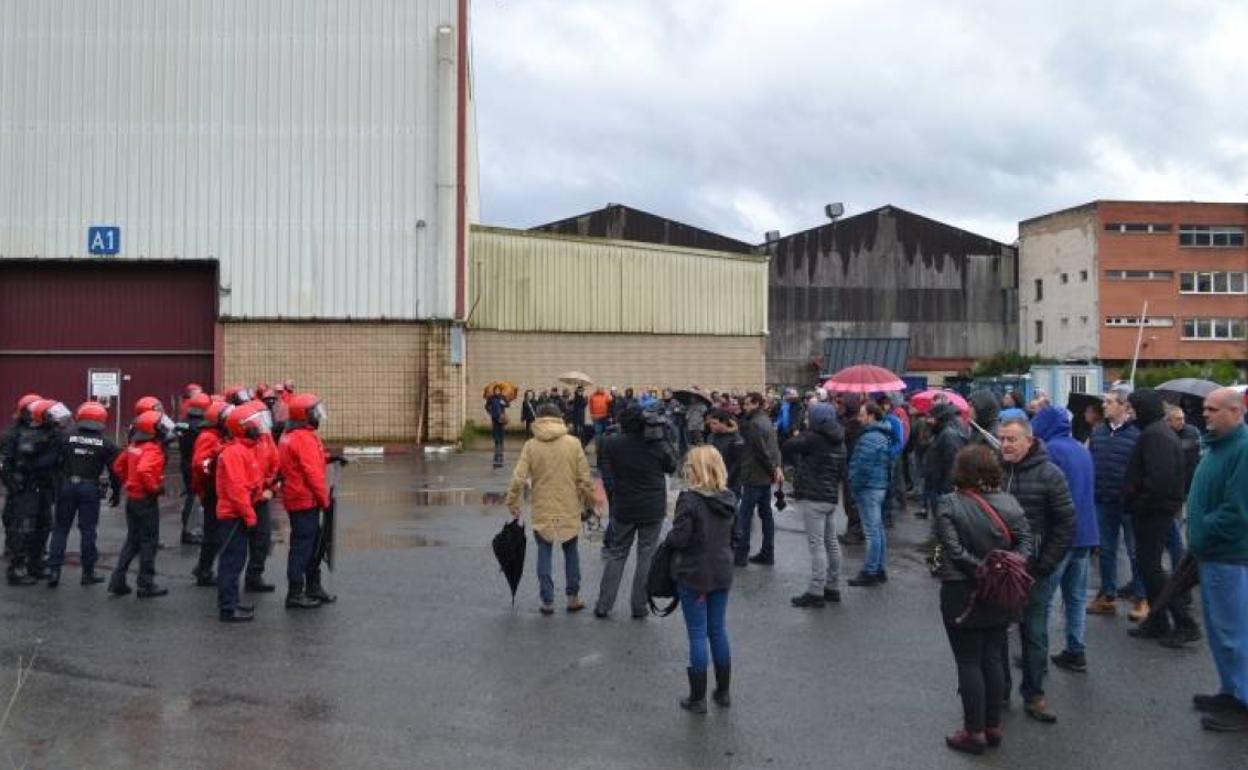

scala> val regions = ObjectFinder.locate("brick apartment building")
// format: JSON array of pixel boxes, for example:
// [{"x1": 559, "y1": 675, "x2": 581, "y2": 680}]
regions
[{"x1": 1019, "y1": 201, "x2": 1248, "y2": 371}]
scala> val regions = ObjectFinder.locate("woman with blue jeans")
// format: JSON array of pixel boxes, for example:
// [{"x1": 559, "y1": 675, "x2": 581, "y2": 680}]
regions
[
  {"x1": 666, "y1": 446, "x2": 738, "y2": 713},
  {"x1": 849, "y1": 402, "x2": 893, "y2": 587}
]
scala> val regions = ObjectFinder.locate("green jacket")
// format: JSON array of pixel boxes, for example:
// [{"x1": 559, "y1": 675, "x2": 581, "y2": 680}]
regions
[{"x1": 1187, "y1": 424, "x2": 1248, "y2": 565}]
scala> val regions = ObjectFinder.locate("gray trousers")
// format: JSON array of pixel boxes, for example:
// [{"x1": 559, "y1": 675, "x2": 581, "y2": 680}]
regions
[
  {"x1": 595, "y1": 519, "x2": 661, "y2": 616},
  {"x1": 798, "y1": 499, "x2": 842, "y2": 594}
]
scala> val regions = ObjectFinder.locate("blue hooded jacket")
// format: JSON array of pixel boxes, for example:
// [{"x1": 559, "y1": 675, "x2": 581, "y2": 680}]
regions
[{"x1": 1032, "y1": 406, "x2": 1099, "y2": 548}]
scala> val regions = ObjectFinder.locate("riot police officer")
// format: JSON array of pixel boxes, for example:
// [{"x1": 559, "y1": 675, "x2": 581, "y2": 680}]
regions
[
  {"x1": 279, "y1": 393, "x2": 336, "y2": 609},
  {"x1": 176, "y1": 391, "x2": 212, "y2": 545},
  {"x1": 216, "y1": 402, "x2": 269, "y2": 623},
  {"x1": 7, "y1": 399, "x2": 70, "y2": 586},
  {"x1": 190, "y1": 400, "x2": 231, "y2": 586},
  {"x1": 108, "y1": 409, "x2": 174, "y2": 598},
  {"x1": 1, "y1": 394, "x2": 42, "y2": 564},
  {"x1": 48, "y1": 402, "x2": 121, "y2": 587}
]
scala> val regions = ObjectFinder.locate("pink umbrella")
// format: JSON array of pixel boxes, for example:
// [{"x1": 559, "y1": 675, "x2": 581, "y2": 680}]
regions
[
  {"x1": 911, "y1": 389, "x2": 971, "y2": 417},
  {"x1": 822, "y1": 364, "x2": 906, "y2": 394}
]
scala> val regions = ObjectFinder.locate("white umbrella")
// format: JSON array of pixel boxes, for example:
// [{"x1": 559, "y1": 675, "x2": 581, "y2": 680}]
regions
[{"x1": 559, "y1": 371, "x2": 593, "y2": 387}]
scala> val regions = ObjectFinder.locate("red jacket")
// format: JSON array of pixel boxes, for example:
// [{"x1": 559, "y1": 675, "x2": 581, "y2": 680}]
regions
[
  {"x1": 256, "y1": 432, "x2": 280, "y2": 489},
  {"x1": 113, "y1": 441, "x2": 165, "y2": 499},
  {"x1": 191, "y1": 430, "x2": 225, "y2": 498},
  {"x1": 279, "y1": 427, "x2": 330, "y2": 511},
  {"x1": 215, "y1": 439, "x2": 262, "y2": 527}
]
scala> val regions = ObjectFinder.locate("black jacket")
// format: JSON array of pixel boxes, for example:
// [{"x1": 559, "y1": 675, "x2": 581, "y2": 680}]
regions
[
  {"x1": 667, "y1": 489, "x2": 737, "y2": 594},
  {"x1": 1176, "y1": 423, "x2": 1201, "y2": 494},
  {"x1": 781, "y1": 422, "x2": 845, "y2": 503},
  {"x1": 1002, "y1": 439, "x2": 1076, "y2": 578},
  {"x1": 1124, "y1": 390, "x2": 1186, "y2": 518},
  {"x1": 923, "y1": 404, "x2": 966, "y2": 496},
  {"x1": 709, "y1": 430, "x2": 746, "y2": 491},
  {"x1": 969, "y1": 390, "x2": 1001, "y2": 447},
  {"x1": 738, "y1": 409, "x2": 781, "y2": 486},
  {"x1": 599, "y1": 432, "x2": 677, "y2": 524},
  {"x1": 936, "y1": 490, "x2": 1035, "y2": 628},
  {"x1": 57, "y1": 428, "x2": 121, "y2": 493}
]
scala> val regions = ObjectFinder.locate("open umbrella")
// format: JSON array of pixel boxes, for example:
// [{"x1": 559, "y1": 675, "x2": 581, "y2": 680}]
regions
[
  {"x1": 491, "y1": 519, "x2": 527, "y2": 604},
  {"x1": 910, "y1": 389, "x2": 970, "y2": 417},
  {"x1": 483, "y1": 381, "x2": 518, "y2": 402},
  {"x1": 559, "y1": 371, "x2": 594, "y2": 387},
  {"x1": 823, "y1": 364, "x2": 906, "y2": 394},
  {"x1": 672, "y1": 389, "x2": 712, "y2": 408},
  {"x1": 1156, "y1": 378, "x2": 1220, "y2": 399}
]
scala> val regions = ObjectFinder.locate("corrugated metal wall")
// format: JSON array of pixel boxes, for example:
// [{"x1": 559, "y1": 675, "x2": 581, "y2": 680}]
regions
[
  {"x1": 0, "y1": 0, "x2": 462, "y2": 320},
  {"x1": 469, "y1": 227, "x2": 769, "y2": 336}
]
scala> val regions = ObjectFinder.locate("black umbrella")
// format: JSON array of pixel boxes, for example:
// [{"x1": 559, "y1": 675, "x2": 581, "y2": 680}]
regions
[
  {"x1": 491, "y1": 519, "x2": 527, "y2": 604},
  {"x1": 672, "y1": 389, "x2": 712, "y2": 408},
  {"x1": 1157, "y1": 378, "x2": 1220, "y2": 399},
  {"x1": 1066, "y1": 393, "x2": 1103, "y2": 444}
]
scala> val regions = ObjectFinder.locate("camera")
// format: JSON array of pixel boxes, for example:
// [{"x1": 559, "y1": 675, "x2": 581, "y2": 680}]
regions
[{"x1": 642, "y1": 407, "x2": 671, "y2": 443}]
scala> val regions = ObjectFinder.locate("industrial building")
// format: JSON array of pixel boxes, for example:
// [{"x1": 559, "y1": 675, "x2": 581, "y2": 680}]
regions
[
  {"x1": 1019, "y1": 201, "x2": 1248, "y2": 369},
  {"x1": 0, "y1": 0, "x2": 476, "y2": 442}
]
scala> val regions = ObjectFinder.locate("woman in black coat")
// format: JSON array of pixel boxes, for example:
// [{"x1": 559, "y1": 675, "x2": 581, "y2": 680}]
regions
[
  {"x1": 521, "y1": 390, "x2": 537, "y2": 437},
  {"x1": 935, "y1": 445, "x2": 1033, "y2": 755}
]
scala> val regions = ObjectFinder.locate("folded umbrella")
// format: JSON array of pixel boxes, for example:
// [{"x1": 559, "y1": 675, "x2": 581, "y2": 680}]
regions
[{"x1": 492, "y1": 519, "x2": 527, "y2": 604}]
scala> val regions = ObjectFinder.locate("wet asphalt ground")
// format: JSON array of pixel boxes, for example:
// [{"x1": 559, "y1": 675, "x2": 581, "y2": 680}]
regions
[{"x1": 1, "y1": 448, "x2": 1246, "y2": 770}]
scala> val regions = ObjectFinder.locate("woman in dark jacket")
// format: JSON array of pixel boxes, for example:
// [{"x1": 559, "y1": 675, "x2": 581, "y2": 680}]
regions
[
  {"x1": 936, "y1": 445, "x2": 1034, "y2": 754},
  {"x1": 782, "y1": 403, "x2": 847, "y2": 607},
  {"x1": 521, "y1": 390, "x2": 538, "y2": 437},
  {"x1": 666, "y1": 445, "x2": 737, "y2": 715}
]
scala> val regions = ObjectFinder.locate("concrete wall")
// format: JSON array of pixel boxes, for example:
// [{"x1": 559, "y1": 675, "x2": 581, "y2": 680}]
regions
[
  {"x1": 1018, "y1": 206, "x2": 1100, "y2": 359},
  {"x1": 466, "y1": 331, "x2": 765, "y2": 424},
  {"x1": 223, "y1": 321, "x2": 464, "y2": 443}
]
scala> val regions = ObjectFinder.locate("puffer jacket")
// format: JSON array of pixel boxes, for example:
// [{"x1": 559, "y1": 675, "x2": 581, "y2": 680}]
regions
[
  {"x1": 923, "y1": 404, "x2": 967, "y2": 496},
  {"x1": 1124, "y1": 389, "x2": 1185, "y2": 519},
  {"x1": 1032, "y1": 406, "x2": 1099, "y2": 548},
  {"x1": 1002, "y1": 439, "x2": 1076, "y2": 578},
  {"x1": 504, "y1": 417, "x2": 596, "y2": 544},
  {"x1": 849, "y1": 422, "x2": 893, "y2": 492},
  {"x1": 667, "y1": 488, "x2": 737, "y2": 594},
  {"x1": 935, "y1": 490, "x2": 1035, "y2": 628},
  {"x1": 1089, "y1": 419, "x2": 1139, "y2": 506},
  {"x1": 599, "y1": 430, "x2": 677, "y2": 524},
  {"x1": 968, "y1": 390, "x2": 1001, "y2": 446},
  {"x1": 781, "y1": 404, "x2": 846, "y2": 503},
  {"x1": 739, "y1": 408, "x2": 782, "y2": 486}
]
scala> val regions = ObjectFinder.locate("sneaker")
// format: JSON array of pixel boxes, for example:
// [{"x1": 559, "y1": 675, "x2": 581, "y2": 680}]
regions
[
  {"x1": 1193, "y1": 693, "x2": 1243, "y2": 713},
  {"x1": 539, "y1": 603, "x2": 555, "y2": 615},
  {"x1": 1160, "y1": 625, "x2": 1203, "y2": 649},
  {"x1": 1127, "y1": 599, "x2": 1150, "y2": 622},
  {"x1": 219, "y1": 607, "x2": 255, "y2": 623},
  {"x1": 876, "y1": 569, "x2": 888, "y2": 583},
  {"x1": 1202, "y1": 708, "x2": 1248, "y2": 733},
  {"x1": 790, "y1": 593, "x2": 825, "y2": 609},
  {"x1": 823, "y1": 589, "x2": 842, "y2": 603},
  {"x1": 566, "y1": 596, "x2": 586, "y2": 613},
  {"x1": 848, "y1": 572, "x2": 880, "y2": 588},
  {"x1": 1050, "y1": 650, "x2": 1087, "y2": 673},
  {"x1": 136, "y1": 585, "x2": 169, "y2": 599},
  {"x1": 1086, "y1": 593, "x2": 1117, "y2": 615},
  {"x1": 747, "y1": 553, "x2": 774, "y2": 566}
]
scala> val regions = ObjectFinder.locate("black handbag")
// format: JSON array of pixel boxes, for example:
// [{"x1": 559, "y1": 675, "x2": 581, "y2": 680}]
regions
[{"x1": 646, "y1": 540, "x2": 680, "y2": 616}]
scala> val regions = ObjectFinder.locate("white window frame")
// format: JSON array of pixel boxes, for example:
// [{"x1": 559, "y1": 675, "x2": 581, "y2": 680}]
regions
[
  {"x1": 1178, "y1": 271, "x2": 1248, "y2": 295},
  {"x1": 1104, "y1": 316, "x2": 1174, "y2": 328},
  {"x1": 1179, "y1": 225, "x2": 1246, "y2": 248},
  {"x1": 1181, "y1": 317, "x2": 1248, "y2": 341}
]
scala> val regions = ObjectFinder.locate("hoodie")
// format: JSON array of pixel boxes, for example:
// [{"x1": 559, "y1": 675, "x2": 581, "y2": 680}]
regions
[
  {"x1": 667, "y1": 488, "x2": 738, "y2": 594},
  {"x1": 781, "y1": 403, "x2": 846, "y2": 503},
  {"x1": 1031, "y1": 407, "x2": 1099, "y2": 548},
  {"x1": 1124, "y1": 390, "x2": 1185, "y2": 518},
  {"x1": 969, "y1": 390, "x2": 1001, "y2": 447}
]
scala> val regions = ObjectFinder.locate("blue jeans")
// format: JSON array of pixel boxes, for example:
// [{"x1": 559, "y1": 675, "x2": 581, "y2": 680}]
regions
[
  {"x1": 48, "y1": 481, "x2": 102, "y2": 570},
  {"x1": 1018, "y1": 552, "x2": 1070, "y2": 701},
  {"x1": 678, "y1": 584, "x2": 730, "y2": 672},
  {"x1": 854, "y1": 487, "x2": 887, "y2": 575},
  {"x1": 735, "y1": 484, "x2": 775, "y2": 560},
  {"x1": 1198, "y1": 561, "x2": 1248, "y2": 704},
  {"x1": 1095, "y1": 503, "x2": 1144, "y2": 597},
  {"x1": 535, "y1": 534, "x2": 580, "y2": 605},
  {"x1": 1058, "y1": 547, "x2": 1091, "y2": 655},
  {"x1": 594, "y1": 419, "x2": 609, "y2": 439}
]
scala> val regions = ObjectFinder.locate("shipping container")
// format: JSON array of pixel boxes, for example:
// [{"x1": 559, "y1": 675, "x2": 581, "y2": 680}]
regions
[
  {"x1": 469, "y1": 226, "x2": 769, "y2": 336},
  {"x1": 0, "y1": 0, "x2": 473, "y2": 320}
]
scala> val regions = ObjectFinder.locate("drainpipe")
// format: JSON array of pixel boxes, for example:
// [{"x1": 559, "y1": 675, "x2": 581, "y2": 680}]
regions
[{"x1": 437, "y1": 24, "x2": 457, "y2": 320}]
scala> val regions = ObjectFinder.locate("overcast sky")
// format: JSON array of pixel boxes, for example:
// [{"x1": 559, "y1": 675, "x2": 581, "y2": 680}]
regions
[{"x1": 472, "y1": 0, "x2": 1248, "y2": 244}]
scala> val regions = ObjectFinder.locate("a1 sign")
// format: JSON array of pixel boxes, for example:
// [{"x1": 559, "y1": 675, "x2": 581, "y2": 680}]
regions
[{"x1": 88, "y1": 226, "x2": 121, "y2": 256}]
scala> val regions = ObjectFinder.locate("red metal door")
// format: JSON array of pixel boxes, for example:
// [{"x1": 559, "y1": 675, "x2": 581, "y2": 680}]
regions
[{"x1": 0, "y1": 261, "x2": 216, "y2": 429}]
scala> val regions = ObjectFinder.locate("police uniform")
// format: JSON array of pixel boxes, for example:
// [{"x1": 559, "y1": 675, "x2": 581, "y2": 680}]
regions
[
  {"x1": 48, "y1": 423, "x2": 120, "y2": 585},
  {"x1": 108, "y1": 414, "x2": 168, "y2": 598},
  {"x1": 215, "y1": 408, "x2": 264, "y2": 623},
  {"x1": 190, "y1": 410, "x2": 228, "y2": 585},
  {"x1": 8, "y1": 421, "x2": 60, "y2": 584}
]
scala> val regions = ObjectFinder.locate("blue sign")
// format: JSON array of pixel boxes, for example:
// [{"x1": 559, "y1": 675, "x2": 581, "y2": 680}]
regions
[{"x1": 88, "y1": 226, "x2": 120, "y2": 256}]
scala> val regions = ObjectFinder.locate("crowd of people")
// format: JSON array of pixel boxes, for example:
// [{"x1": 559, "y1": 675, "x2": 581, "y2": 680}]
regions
[
  {"x1": 0, "y1": 382, "x2": 342, "y2": 623},
  {"x1": 497, "y1": 380, "x2": 1248, "y2": 747}
]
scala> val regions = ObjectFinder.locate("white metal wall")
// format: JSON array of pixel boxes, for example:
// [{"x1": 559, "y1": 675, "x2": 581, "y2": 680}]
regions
[{"x1": 0, "y1": 0, "x2": 468, "y2": 320}]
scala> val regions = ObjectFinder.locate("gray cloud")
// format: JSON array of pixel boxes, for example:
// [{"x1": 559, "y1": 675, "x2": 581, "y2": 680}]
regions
[{"x1": 473, "y1": 0, "x2": 1248, "y2": 243}]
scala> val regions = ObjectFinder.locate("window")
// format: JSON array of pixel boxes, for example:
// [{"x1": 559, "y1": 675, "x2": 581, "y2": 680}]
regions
[
  {"x1": 1181, "y1": 317, "x2": 1247, "y2": 340},
  {"x1": 1179, "y1": 225, "x2": 1245, "y2": 247},
  {"x1": 1104, "y1": 270, "x2": 1173, "y2": 280},
  {"x1": 1069, "y1": 375, "x2": 1089, "y2": 394},
  {"x1": 1080, "y1": 270, "x2": 1089, "y2": 282},
  {"x1": 1034, "y1": 320, "x2": 1044, "y2": 344},
  {"x1": 1105, "y1": 316, "x2": 1175, "y2": 327},
  {"x1": 1060, "y1": 273, "x2": 1069, "y2": 284},
  {"x1": 1104, "y1": 223, "x2": 1172, "y2": 234},
  {"x1": 1180, "y1": 271, "x2": 1248, "y2": 294},
  {"x1": 1034, "y1": 279, "x2": 1043, "y2": 302}
]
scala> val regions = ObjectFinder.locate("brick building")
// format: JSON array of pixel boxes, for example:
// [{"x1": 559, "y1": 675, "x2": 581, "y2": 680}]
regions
[{"x1": 1019, "y1": 201, "x2": 1248, "y2": 369}]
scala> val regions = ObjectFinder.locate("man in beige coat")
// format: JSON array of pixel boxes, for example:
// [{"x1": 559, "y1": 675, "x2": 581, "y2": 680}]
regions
[{"x1": 506, "y1": 404, "x2": 598, "y2": 614}]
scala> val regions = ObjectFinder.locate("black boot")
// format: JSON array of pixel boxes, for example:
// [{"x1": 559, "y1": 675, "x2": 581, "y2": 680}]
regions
[
  {"x1": 191, "y1": 566, "x2": 216, "y2": 587},
  {"x1": 285, "y1": 580, "x2": 321, "y2": 610},
  {"x1": 245, "y1": 575, "x2": 276, "y2": 593},
  {"x1": 46, "y1": 566, "x2": 61, "y2": 588},
  {"x1": 80, "y1": 568, "x2": 105, "y2": 586},
  {"x1": 712, "y1": 663, "x2": 731, "y2": 708},
  {"x1": 680, "y1": 668, "x2": 707, "y2": 714},
  {"x1": 7, "y1": 565, "x2": 37, "y2": 587},
  {"x1": 107, "y1": 573, "x2": 131, "y2": 596},
  {"x1": 306, "y1": 578, "x2": 337, "y2": 604}
]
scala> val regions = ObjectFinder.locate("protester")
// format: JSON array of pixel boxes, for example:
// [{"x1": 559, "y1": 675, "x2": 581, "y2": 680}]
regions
[
  {"x1": 1186, "y1": 388, "x2": 1248, "y2": 732},
  {"x1": 594, "y1": 406, "x2": 677, "y2": 619},
  {"x1": 685, "y1": 391, "x2": 709, "y2": 447},
  {"x1": 735, "y1": 393, "x2": 783, "y2": 567},
  {"x1": 970, "y1": 390, "x2": 1002, "y2": 446},
  {"x1": 706, "y1": 410, "x2": 745, "y2": 496},
  {"x1": 589, "y1": 387, "x2": 613, "y2": 440},
  {"x1": 1165, "y1": 402, "x2": 1198, "y2": 566},
  {"x1": 1087, "y1": 386, "x2": 1146, "y2": 618},
  {"x1": 1124, "y1": 390, "x2": 1202, "y2": 647},
  {"x1": 935, "y1": 445, "x2": 1033, "y2": 755},
  {"x1": 773, "y1": 388, "x2": 805, "y2": 444},
  {"x1": 783, "y1": 403, "x2": 847, "y2": 607},
  {"x1": 521, "y1": 390, "x2": 538, "y2": 437},
  {"x1": 837, "y1": 393, "x2": 866, "y2": 545},
  {"x1": 666, "y1": 445, "x2": 737, "y2": 714},
  {"x1": 879, "y1": 394, "x2": 908, "y2": 528},
  {"x1": 924, "y1": 403, "x2": 967, "y2": 519},
  {"x1": 1032, "y1": 406, "x2": 1098, "y2": 673},
  {"x1": 848, "y1": 402, "x2": 893, "y2": 587},
  {"x1": 505, "y1": 404, "x2": 597, "y2": 615},
  {"x1": 486, "y1": 387, "x2": 509, "y2": 469}
]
